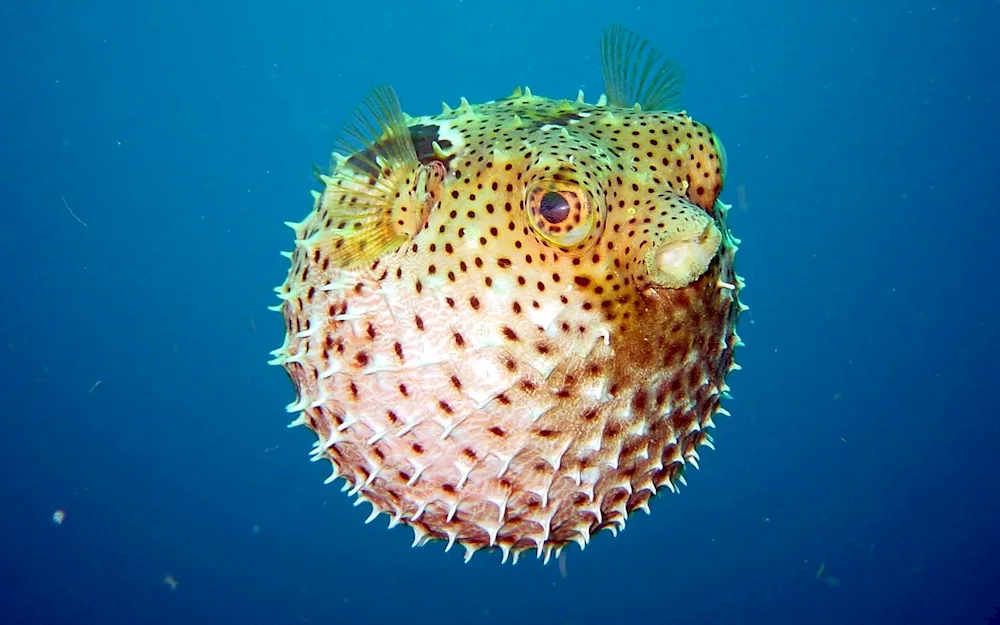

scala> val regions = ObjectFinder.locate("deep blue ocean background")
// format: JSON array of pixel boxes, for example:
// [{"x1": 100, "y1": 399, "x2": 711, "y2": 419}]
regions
[{"x1": 2, "y1": 1, "x2": 998, "y2": 623}]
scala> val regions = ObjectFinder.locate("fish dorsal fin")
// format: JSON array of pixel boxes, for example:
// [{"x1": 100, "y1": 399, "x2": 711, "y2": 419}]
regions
[
  {"x1": 600, "y1": 24, "x2": 685, "y2": 111},
  {"x1": 312, "y1": 85, "x2": 441, "y2": 269}
]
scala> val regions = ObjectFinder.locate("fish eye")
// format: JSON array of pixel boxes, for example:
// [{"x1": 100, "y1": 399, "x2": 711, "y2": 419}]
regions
[
  {"x1": 539, "y1": 192, "x2": 570, "y2": 224},
  {"x1": 525, "y1": 183, "x2": 595, "y2": 248}
]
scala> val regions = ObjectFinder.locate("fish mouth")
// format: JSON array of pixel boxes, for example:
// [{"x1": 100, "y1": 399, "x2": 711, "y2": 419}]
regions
[{"x1": 647, "y1": 220, "x2": 722, "y2": 289}]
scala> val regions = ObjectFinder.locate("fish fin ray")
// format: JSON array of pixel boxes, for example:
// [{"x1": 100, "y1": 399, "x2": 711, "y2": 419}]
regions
[
  {"x1": 335, "y1": 85, "x2": 418, "y2": 177},
  {"x1": 600, "y1": 24, "x2": 685, "y2": 111}
]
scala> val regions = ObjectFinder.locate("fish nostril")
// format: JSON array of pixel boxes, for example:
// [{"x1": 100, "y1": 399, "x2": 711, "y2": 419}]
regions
[{"x1": 539, "y1": 192, "x2": 570, "y2": 224}]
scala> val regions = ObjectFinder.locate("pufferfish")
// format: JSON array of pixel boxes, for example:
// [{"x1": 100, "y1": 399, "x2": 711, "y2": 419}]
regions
[{"x1": 270, "y1": 25, "x2": 746, "y2": 564}]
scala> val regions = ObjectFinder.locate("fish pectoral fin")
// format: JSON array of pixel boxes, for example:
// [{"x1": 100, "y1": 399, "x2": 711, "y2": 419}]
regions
[
  {"x1": 311, "y1": 85, "x2": 437, "y2": 268},
  {"x1": 336, "y1": 84, "x2": 418, "y2": 178},
  {"x1": 599, "y1": 24, "x2": 685, "y2": 111}
]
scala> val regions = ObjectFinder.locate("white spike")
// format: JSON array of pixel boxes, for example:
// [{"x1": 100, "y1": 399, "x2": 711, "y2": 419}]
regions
[
  {"x1": 576, "y1": 89, "x2": 585, "y2": 104},
  {"x1": 463, "y1": 543, "x2": 479, "y2": 563},
  {"x1": 406, "y1": 462, "x2": 427, "y2": 487},
  {"x1": 484, "y1": 521, "x2": 501, "y2": 547},
  {"x1": 411, "y1": 524, "x2": 428, "y2": 547},
  {"x1": 295, "y1": 326, "x2": 318, "y2": 339},
  {"x1": 323, "y1": 466, "x2": 340, "y2": 484},
  {"x1": 366, "y1": 429, "x2": 387, "y2": 445},
  {"x1": 336, "y1": 416, "x2": 358, "y2": 432},
  {"x1": 486, "y1": 490, "x2": 510, "y2": 524},
  {"x1": 308, "y1": 390, "x2": 330, "y2": 410},
  {"x1": 432, "y1": 140, "x2": 448, "y2": 159},
  {"x1": 495, "y1": 452, "x2": 516, "y2": 479},
  {"x1": 454, "y1": 461, "x2": 474, "y2": 490},
  {"x1": 412, "y1": 501, "x2": 428, "y2": 522},
  {"x1": 319, "y1": 363, "x2": 341, "y2": 379},
  {"x1": 397, "y1": 418, "x2": 423, "y2": 437}
]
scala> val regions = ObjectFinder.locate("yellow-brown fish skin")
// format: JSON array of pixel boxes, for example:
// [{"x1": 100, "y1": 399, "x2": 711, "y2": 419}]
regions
[{"x1": 272, "y1": 89, "x2": 743, "y2": 563}]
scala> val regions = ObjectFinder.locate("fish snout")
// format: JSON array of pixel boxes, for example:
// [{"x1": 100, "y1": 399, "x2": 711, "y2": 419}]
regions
[{"x1": 644, "y1": 202, "x2": 721, "y2": 289}]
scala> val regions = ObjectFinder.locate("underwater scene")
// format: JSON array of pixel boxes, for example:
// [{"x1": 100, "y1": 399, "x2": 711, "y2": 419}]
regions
[{"x1": 1, "y1": 1, "x2": 998, "y2": 624}]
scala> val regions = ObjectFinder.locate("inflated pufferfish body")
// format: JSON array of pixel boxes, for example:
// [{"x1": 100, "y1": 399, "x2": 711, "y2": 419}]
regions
[{"x1": 271, "y1": 25, "x2": 746, "y2": 563}]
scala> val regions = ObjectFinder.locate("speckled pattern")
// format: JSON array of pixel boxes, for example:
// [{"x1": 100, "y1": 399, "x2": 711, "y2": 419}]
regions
[{"x1": 270, "y1": 26, "x2": 746, "y2": 563}]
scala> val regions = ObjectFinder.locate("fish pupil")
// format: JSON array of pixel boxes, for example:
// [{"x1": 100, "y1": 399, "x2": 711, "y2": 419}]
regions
[{"x1": 539, "y1": 192, "x2": 570, "y2": 224}]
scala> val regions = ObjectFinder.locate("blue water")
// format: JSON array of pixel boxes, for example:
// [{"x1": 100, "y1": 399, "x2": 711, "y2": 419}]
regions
[{"x1": 2, "y1": 1, "x2": 998, "y2": 623}]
